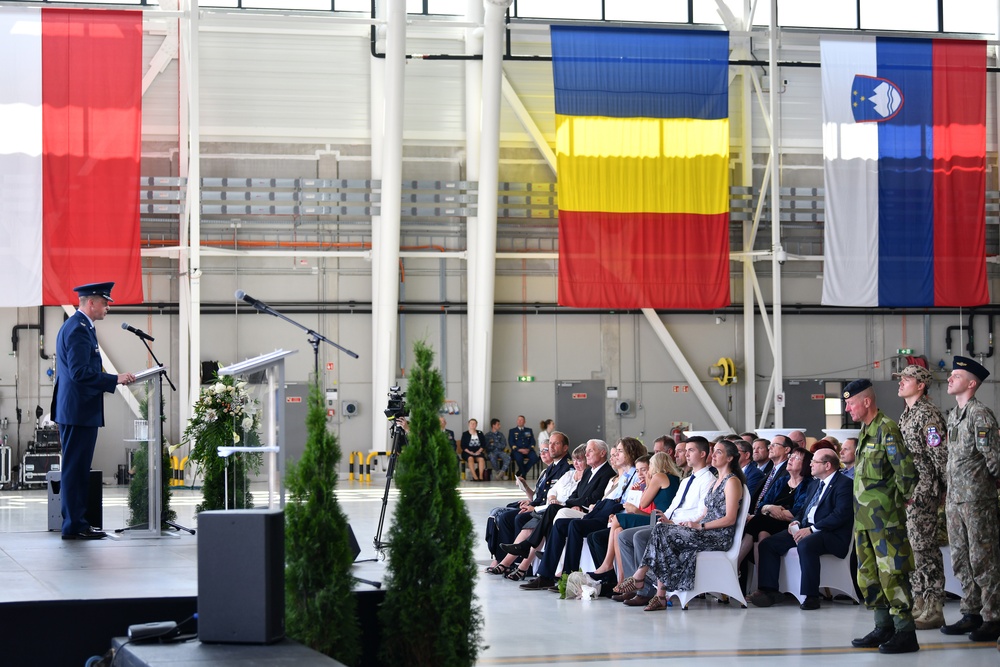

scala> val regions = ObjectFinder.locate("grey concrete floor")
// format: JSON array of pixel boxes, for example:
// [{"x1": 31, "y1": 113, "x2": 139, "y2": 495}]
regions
[{"x1": 1, "y1": 479, "x2": 997, "y2": 666}]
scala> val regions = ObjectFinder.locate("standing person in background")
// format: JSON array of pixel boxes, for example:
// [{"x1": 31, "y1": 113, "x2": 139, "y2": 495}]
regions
[
  {"x1": 894, "y1": 364, "x2": 949, "y2": 629},
  {"x1": 510, "y1": 415, "x2": 537, "y2": 478},
  {"x1": 52, "y1": 282, "x2": 136, "y2": 540},
  {"x1": 940, "y1": 356, "x2": 1000, "y2": 644},
  {"x1": 844, "y1": 379, "x2": 919, "y2": 654},
  {"x1": 537, "y1": 419, "x2": 555, "y2": 450}
]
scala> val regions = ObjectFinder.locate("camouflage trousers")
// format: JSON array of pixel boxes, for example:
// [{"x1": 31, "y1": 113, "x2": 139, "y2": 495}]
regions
[
  {"x1": 945, "y1": 499, "x2": 1000, "y2": 621},
  {"x1": 856, "y1": 527, "x2": 914, "y2": 631},
  {"x1": 906, "y1": 493, "x2": 946, "y2": 604}
]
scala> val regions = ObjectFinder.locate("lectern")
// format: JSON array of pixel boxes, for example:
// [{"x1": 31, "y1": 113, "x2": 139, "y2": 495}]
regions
[
  {"x1": 217, "y1": 349, "x2": 297, "y2": 509},
  {"x1": 128, "y1": 365, "x2": 172, "y2": 538}
]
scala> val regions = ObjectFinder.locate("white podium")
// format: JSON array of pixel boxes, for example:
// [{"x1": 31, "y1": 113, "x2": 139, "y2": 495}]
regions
[{"x1": 218, "y1": 349, "x2": 297, "y2": 510}]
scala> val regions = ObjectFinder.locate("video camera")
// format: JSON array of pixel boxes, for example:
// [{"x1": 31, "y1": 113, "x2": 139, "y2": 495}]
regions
[{"x1": 384, "y1": 385, "x2": 408, "y2": 421}]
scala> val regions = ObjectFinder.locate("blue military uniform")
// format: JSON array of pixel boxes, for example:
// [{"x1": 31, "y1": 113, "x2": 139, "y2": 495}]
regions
[{"x1": 52, "y1": 282, "x2": 119, "y2": 538}]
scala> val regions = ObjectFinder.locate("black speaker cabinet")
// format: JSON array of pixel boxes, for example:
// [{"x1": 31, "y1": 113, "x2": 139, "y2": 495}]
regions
[{"x1": 197, "y1": 510, "x2": 285, "y2": 644}]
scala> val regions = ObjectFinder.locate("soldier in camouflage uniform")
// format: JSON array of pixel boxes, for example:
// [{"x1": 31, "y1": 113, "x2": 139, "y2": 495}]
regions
[
  {"x1": 941, "y1": 356, "x2": 1000, "y2": 644},
  {"x1": 895, "y1": 364, "x2": 949, "y2": 629},
  {"x1": 844, "y1": 379, "x2": 919, "y2": 654}
]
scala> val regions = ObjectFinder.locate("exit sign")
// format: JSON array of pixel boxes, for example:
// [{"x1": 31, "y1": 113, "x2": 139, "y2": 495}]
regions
[
  {"x1": 517, "y1": 375, "x2": 535, "y2": 382},
  {"x1": 897, "y1": 348, "x2": 913, "y2": 355}
]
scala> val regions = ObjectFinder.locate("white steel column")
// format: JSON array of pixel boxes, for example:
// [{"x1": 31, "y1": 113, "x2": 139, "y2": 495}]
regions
[
  {"x1": 465, "y1": 0, "x2": 484, "y2": 396},
  {"x1": 468, "y1": 0, "x2": 510, "y2": 426},
  {"x1": 370, "y1": 0, "x2": 388, "y2": 451},
  {"x1": 179, "y1": 0, "x2": 202, "y2": 435},
  {"x1": 372, "y1": 0, "x2": 405, "y2": 452},
  {"x1": 768, "y1": 0, "x2": 784, "y2": 427},
  {"x1": 740, "y1": 2, "x2": 756, "y2": 432}
]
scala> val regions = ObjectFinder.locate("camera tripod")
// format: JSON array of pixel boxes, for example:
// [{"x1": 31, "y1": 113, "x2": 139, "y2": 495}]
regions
[{"x1": 372, "y1": 417, "x2": 407, "y2": 554}]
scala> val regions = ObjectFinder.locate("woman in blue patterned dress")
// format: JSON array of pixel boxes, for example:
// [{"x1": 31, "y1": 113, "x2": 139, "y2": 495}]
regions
[{"x1": 614, "y1": 440, "x2": 746, "y2": 611}]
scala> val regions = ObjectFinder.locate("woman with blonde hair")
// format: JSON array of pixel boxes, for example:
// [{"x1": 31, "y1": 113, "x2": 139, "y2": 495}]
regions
[{"x1": 590, "y1": 451, "x2": 681, "y2": 582}]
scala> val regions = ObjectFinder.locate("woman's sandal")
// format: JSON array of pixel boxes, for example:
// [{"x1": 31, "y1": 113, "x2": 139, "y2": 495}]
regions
[
  {"x1": 504, "y1": 567, "x2": 529, "y2": 581},
  {"x1": 612, "y1": 576, "x2": 645, "y2": 595},
  {"x1": 644, "y1": 596, "x2": 668, "y2": 612},
  {"x1": 484, "y1": 563, "x2": 511, "y2": 575}
]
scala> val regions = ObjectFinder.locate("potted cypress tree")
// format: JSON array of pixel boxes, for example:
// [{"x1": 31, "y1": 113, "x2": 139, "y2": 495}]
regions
[
  {"x1": 379, "y1": 341, "x2": 482, "y2": 666},
  {"x1": 284, "y1": 382, "x2": 361, "y2": 665}
]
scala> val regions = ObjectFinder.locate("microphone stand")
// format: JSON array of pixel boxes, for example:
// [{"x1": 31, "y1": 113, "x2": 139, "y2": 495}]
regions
[
  {"x1": 241, "y1": 301, "x2": 359, "y2": 377},
  {"x1": 141, "y1": 338, "x2": 177, "y2": 393}
]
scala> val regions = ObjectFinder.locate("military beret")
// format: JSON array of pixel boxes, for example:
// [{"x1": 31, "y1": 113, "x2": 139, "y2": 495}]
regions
[
  {"x1": 892, "y1": 364, "x2": 932, "y2": 385},
  {"x1": 842, "y1": 378, "x2": 872, "y2": 399},
  {"x1": 953, "y1": 356, "x2": 990, "y2": 382},
  {"x1": 73, "y1": 281, "x2": 115, "y2": 302}
]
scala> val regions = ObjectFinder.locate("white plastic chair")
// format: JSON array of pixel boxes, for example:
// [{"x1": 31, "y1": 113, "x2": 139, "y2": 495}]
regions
[
  {"x1": 777, "y1": 547, "x2": 859, "y2": 603},
  {"x1": 667, "y1": 485, "x2": 751, "y2": 609}
]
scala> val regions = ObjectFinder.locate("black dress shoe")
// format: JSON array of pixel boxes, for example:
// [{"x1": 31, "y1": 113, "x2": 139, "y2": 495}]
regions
[
  {"x1": 62, "y1": 529, "x2": 107, "y2": 540},
  {"x1": 748, "y1": 590, "x2": 779, "y2": 608},
  {"x1": 546, "y1": 584, "x2": 561, "y2": 593},
  {"x1": 879, "y1": 630, "x2": 919, "y2": 654},
  {"x1": 800, "y1": 596, "x2": 821, "y2": 610},
  {"x1": 501, "y1": 542, "x2": 531, "y2": 558},
  {"x1": 941, "y1": 613, "x2": 983, "y2": 635},
  {"x1": 519, "y1": 577, "x2": 555, "y2": 590},
  {"x1": 969, "y1": 620, "x2": 1000, "y2": 642},
  {"x1": 852, "y1": 625, "x2": 894, "y2": 648}
]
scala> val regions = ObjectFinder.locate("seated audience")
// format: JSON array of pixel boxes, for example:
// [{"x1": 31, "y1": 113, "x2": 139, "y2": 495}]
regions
[
  {"x1": 591, "y1": 452, "x2": 681, "y2": 582},
  {"x1": 460, "y1": 418, "x2": 488, "y2": 481},
  {"x1": 749, "y1": 450, "x2": 853, "y2": 610},
  {"x1": 840, "y1": 437, "x2": 857, "y2": 478},
  {"x1": 511, "y1": 438, "x2": 635, "y2": 590},
  {"x1": 484, "y1": 418, "x2": 511, "y2": 478},
  {"x1": 509, "y1": 415, "x2": 537, "y2": 478},
  {"x1": 487, "y1": 444, "x2": 587, "y2": 578},
  {"x1": 739, "y1": 445, "x2": 813, "y2": 573},
  {"x1": 483, "y1": 433, "x2": 570, "y2": 569},
  {"x1": 738, "y1": 439, "x2": 765, "y2": 497},
  {"x1": 613, "y1": 437, "x2": 716, "y2": 607},
  {"x1": 614, "y1": 440, "x2": 746, "y2": 611}
]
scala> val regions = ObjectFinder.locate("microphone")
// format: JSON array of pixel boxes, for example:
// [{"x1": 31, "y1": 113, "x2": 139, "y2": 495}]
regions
[
  {"x1": 235, "y1": 290, "x2": 271, "y2": 312},
  {"x1": 121, "y1": 322, "x2": 154, "y2": 342}
]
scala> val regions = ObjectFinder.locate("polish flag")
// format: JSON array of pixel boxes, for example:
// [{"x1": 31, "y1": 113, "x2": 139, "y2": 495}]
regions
[{"x1": 0, "y1": 8, "x2": 143, "y2": 307}]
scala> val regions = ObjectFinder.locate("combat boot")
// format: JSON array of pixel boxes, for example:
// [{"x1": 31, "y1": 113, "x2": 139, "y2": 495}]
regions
[
  {"x1": 914, "y1": 600, "x2": 944, "y2": 630},
  {"x1": 852, "y1": 625, "x2": 894, "y2": 648},
  {"x1": 879, "y1": 630, "x2": 920, "y2": 654},
  {"x1": 911, "y1": 595, "x2": 925, "y2": 620}
]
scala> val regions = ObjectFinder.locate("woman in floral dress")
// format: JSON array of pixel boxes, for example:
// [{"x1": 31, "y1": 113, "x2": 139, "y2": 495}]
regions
[{"x1": 614, "y1": 439, "x2": 746, "y2": 610}]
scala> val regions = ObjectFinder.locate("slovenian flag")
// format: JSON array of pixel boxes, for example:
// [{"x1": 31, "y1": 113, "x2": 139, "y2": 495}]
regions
[
  {"x1": 0, "y1": 8, "x2": 144, "y2": 307},
  {"x1": 553, "y1": 26, "x2": 731, "y2": 309},
  {"x1": 821, "y1": 37, "x2": 987, "y2": 307}
]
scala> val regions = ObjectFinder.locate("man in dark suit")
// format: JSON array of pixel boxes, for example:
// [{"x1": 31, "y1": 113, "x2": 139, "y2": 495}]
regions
[
  {"x1": 749, "y1": 450, "x2": 854, "y2": 610},
  {"x1": 509, "y1": 415, "x2": 537, "y2": 477},
  {"x1": 485, "y1": 433, "x2": 571, "y2": 564},
  {"x1": 753, "y1": 437, "x2": 774, "y2": 476},
  {"x1": 52, "y1": 282, "x2": 135, "y2": 540},
  {"x1": 739, "y1": 439, "x2": 766, "y2": 497}
]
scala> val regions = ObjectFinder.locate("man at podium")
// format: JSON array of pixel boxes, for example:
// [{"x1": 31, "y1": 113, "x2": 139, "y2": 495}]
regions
[{"x1": 51, "y1": 282, "x2": 135, "y2": 540}]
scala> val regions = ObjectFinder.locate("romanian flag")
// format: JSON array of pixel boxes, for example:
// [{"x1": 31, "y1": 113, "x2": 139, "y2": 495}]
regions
[
  {"x1": 821, "y1": 37, "x2": 987, "y2": 307},
  {"x1": 0, "y1": 8, "x2": 144, "y2": 306},
  {"x1": 553, "y1": 26, "x2": 731, "y2": 309}
]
